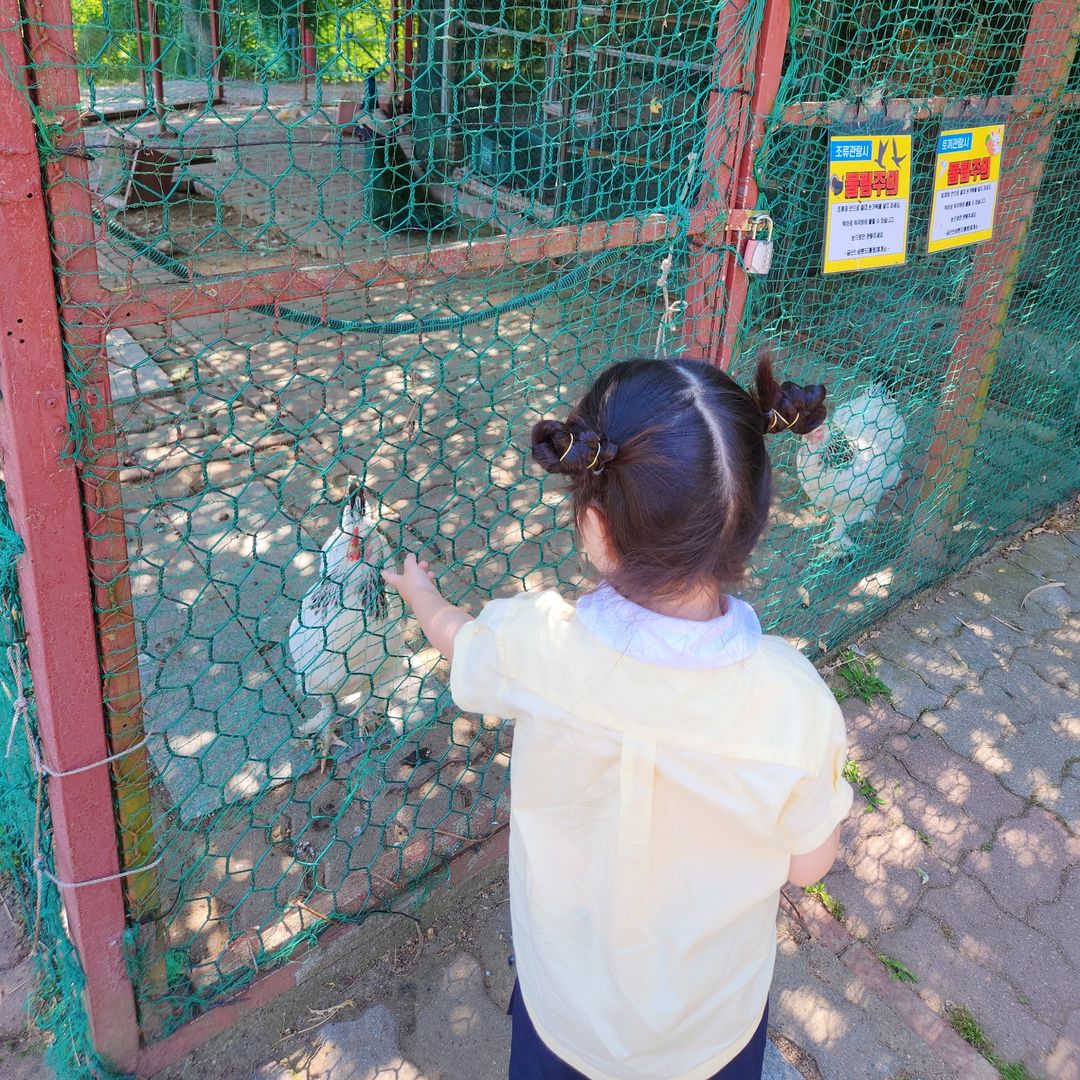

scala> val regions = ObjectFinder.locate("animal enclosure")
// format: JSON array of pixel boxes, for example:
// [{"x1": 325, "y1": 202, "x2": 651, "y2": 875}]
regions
[{"x1": 0, "y1": 0, "x2": 1078, "y2": 1075}]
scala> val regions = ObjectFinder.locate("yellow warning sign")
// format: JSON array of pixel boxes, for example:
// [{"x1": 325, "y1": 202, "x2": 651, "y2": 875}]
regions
[
  {"x1": 927, "y1": 124, "x2": 1004, "y2": 254},
  {"x1": 823, "y1": 133, "x2": 912, "y2": 275}
]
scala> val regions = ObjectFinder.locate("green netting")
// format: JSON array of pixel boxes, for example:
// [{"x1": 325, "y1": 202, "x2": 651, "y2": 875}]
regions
[
  {"x1": 1, "y1": 0, "x2": 1078, "y2": 1067},
  {"x1": 0, "y1": 484, "x2": 117, "y2": 1079}
]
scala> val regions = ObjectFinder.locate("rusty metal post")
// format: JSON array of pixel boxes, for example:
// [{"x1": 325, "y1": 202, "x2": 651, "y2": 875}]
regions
[
  {"x1": 402, "y1": 6, "x2": 415, "y2": 110},
  {"x1": 132, "y1": 0, "x2": 148, "y2": 105},
  {"x1": 300, "y1": 0, "x2": 316, "y2": 102},
  {"x1": 918, "y1": 0, "x2": 1080, "y2": 541},
  {"x1": 147, "y1": 0, "x2": 166, "y2": 130},
  {"x1": 683, "y1": 0, "x2": 789, "y2": 369},
  {"x1": 714, "y1": 0, "x2": 790, "y2": 372},
  {"x1": 682, "y1": 0, "x2": 752, "y2": 362},
  {"x1": 208, "y1": 0, "x2": 224, "y2": 104},
  {"x1": 0, "y1": 5, "x2": 141, "y2": 1072}
]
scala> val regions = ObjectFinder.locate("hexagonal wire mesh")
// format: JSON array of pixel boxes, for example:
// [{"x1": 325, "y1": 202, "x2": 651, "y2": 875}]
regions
[{"x1": 0, "y1": 0, "x2": 1076, "y2": 1071}]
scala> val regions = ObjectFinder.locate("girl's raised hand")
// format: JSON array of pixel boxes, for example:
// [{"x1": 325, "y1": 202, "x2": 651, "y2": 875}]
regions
[
  {"x1": 382, "y1": 555, "x2": 473, "y2": 661},
  {"x1": 382, "y1": 554, "x2": 439, "y2": 609}
]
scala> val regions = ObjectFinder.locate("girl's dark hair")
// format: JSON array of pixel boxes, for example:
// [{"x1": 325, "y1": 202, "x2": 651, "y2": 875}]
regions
[{"x1": 531, "y1": 351, "x2": 826, "y2": 603}]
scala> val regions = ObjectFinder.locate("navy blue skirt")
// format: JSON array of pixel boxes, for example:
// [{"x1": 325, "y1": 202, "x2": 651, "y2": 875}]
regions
[{"x1": 508, "y1": 981, "x2": 769, "y2": 1080}]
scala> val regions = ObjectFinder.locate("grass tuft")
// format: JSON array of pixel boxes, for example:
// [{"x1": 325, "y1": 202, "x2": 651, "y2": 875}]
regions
[{"x1": 833, "y1": 649, "x2": 894, "y2": 704}]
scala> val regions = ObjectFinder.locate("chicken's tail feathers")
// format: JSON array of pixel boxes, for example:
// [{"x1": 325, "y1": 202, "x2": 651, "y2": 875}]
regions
[{"x1": 345, "y1": 476, "x2": 367, "y2": 517}]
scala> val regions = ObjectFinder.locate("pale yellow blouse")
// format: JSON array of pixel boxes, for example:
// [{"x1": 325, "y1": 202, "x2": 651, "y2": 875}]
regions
[{"x1": 451, "y1": 588, "x2": 852, "y2": 1080}]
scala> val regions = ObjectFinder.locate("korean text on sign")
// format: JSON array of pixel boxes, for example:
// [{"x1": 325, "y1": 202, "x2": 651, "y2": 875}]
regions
[
  {"x1": 823, "y1": 134, "x2": 912, "y2": 275},
  {"x1": 927, "y1": 125, "x2": 1004, "y2": 253}
]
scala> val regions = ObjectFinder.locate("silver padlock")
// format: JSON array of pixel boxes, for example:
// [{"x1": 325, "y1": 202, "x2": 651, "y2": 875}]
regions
[{"x1": 744, "y1": 215, "x2": 774, "y2": 275}]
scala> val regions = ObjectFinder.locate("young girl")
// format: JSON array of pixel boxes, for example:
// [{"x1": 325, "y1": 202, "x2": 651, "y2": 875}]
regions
[{"x1": 383, "y1": 354, "x2": 853, "y2": 1080}]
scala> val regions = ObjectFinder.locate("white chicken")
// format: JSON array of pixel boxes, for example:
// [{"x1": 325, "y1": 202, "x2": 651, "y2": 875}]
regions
[
  {"x1": 795, "y1": 383, "x2": 907, "y2": 554},
  {"x1": 288, "y1": 480, "x2": 412, "y2": 764}
]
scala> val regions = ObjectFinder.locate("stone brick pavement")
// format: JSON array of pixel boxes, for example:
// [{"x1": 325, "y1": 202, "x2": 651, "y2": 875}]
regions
[{"x1": 817, "y1": 503, "x2": 1080, "y2": 1079}]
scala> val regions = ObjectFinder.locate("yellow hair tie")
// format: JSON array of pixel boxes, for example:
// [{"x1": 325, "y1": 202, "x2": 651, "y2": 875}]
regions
[
  {"x1": 768, "y1": 409, "x2": 799, "y2": 431},
  {"x1": 588, "y1": 443, "x2": 603, "y2": 470},
  {"x1": 558, "y1": 432, "x2": 575, "y2": 462}
]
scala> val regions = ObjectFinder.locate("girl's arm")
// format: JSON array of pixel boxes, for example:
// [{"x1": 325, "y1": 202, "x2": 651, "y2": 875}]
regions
[
  {"x1": 383, "y1": 555, "x2": 474, "y2": 662},
  {"x1": 787, "y1": 824, "x2": 841, "y2": 887}
]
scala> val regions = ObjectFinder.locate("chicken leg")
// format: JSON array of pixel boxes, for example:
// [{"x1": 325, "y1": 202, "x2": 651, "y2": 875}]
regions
[{"x1": 296, "y1": 697, "x2": 336, "y2": 739}]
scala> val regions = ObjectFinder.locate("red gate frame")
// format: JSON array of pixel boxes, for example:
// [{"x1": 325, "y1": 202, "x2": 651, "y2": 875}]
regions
[
  {"x1": 0, "y1": 0, "x2": 794, "y2": 1070},
  {"x1": 683, "y1": 0, "x2": 790, "y2": 370},
  {"x1": 0, "y1": 0, "x2": 142, "y2": 1071}
]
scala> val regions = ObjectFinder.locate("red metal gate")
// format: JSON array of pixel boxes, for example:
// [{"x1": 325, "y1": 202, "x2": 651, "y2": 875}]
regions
[
  {"x1": 0, "y1": 0, "x2": 779, "y2": 1070},
  {"x1": 1, "y1": 0, "x2": 1076, "y2": 1070}
]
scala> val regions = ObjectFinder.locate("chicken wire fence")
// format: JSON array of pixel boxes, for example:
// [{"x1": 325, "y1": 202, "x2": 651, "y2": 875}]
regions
[{"x1": 0, "y1": 0, "x2": 1078, "y2": 1074}]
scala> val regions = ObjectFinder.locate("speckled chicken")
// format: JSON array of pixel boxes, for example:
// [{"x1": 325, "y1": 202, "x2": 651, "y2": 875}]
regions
[
  {"x1": 795, "y1": 383, "x2": 907, "y2": 554},
  {"x1": 288, "y1": 481, "x2": 410, "y2": 762}
]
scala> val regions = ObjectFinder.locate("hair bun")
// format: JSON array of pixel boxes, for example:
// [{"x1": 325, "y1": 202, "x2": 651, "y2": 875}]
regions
[
  {"x1": 753, "y1": 350, "x2": 827, "y2": 436},
  {"x1": 531, "y1": 418, "x2": 617, "y2": 475}
]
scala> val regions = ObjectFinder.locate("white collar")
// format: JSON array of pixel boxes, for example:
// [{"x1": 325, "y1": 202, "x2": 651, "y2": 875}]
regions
[{"x1": 575, "y1": 583, "x2": 762, "y2": 670}]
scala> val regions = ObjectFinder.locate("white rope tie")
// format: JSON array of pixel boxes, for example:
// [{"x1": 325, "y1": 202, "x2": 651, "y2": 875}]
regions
[
  {"x1": 3, "y1": 645, "x2": 162, "y2": 906},
  {"x1": 38, "y1": 732, "x2": 151, "y2": 778},
  {"x1": 655, "y1": 151, "x2": 699, "y2": 353},
  {"x1": 4, "y1": 640, "x2": 151, "y2": 774},
  {"x1": 655, "y1": 253, "x2": 687, "y2": 352},
  {"x1": 6, "y1": 644, "x2": 28, "y2": 756},
  {"x1": 36, "y1": 852, "x2": 164, "y2": 892}
]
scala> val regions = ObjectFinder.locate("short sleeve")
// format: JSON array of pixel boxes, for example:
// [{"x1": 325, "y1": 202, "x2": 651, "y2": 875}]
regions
[
  {"x1": 779, "y1": 695, "x2": 853, "y2": 854},
  {"x1": 450, "y1": 593, "x2": 536, "y2": 718}
]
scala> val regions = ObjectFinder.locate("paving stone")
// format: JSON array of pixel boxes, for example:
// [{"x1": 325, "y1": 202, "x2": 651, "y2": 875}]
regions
[
  {"x1": 963, "y1": 808, "x2": 1078, "y2": 918},
  {"x1": 876, "y1": 748, "x2": 991, "y2": 868},
  {"x1": 869, "y1": 628, "x2": 976, "y2": 697},
  {"x1": 1009, "y1": 530, "x2": 1080, "y2": 575},
  {"x1": 920, "y1": 665, "x2": 1079, "y2": 813},
  {"x1": 1028, "y1": 863, "x2": 1080, "y2": 972},
  {"x1": 986, "y1": 732, "x2": 1079, "y2": 829},
  {"x1": 986, "y1": 657, "x2": 1079, "y2": 726},
  {"x1": 839, "y1": 698, "x2": 913, "y2": 760},
  {"x1": 894, "y1": 599, "x2": 974, "y2": 645},
  {"x1": 1045, "y1": 1008, "x2": 1080, "y2": 1080},
  {"x1": 865, "y1": 623, "x2": 928, "y2": 668},
  {"x1": 0, "y1": 1044, "x2": 43, "y2": 1080},
  {"x1": 878, "y1": 913, "x2": 1060, "y2": 1075},
  {"x1": 771, "y1": 912, "x2": 955, "y2": 1080},
  {"x1": 919, "y1": 872, "x2": 1071, "y2": 1029},
  {"x1": 762, "y1": 1039, "x2": 803, "y2": 1080},
  {"x1": 828, "y1": 813, "x2": 925, "y2": 942},
  {"x1": 937, "y1": 623, "x2": 1015, "y2": 680},
  {"x1": 258, "y1": 1003, "x2": 425, "y2": 1080},
  {"x1": 869, "y1": 657, "x2": 951, "y2": 719},
  {"x1": 959, "y1": 561, "x2": 1072, "y2": 634},
  {"x1": 1058, "y1": 769, "x2": 1080, "y2": 839},
  {"x1": 1021, "y1": 581, "x2": 1080, "y2": 617},
  {"x1": 1010, "y1": 642, "x2": 1080, "y2": 695},
  {"x1": 885, "y1": 730, "x2": 1026, "y2": 833}
]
